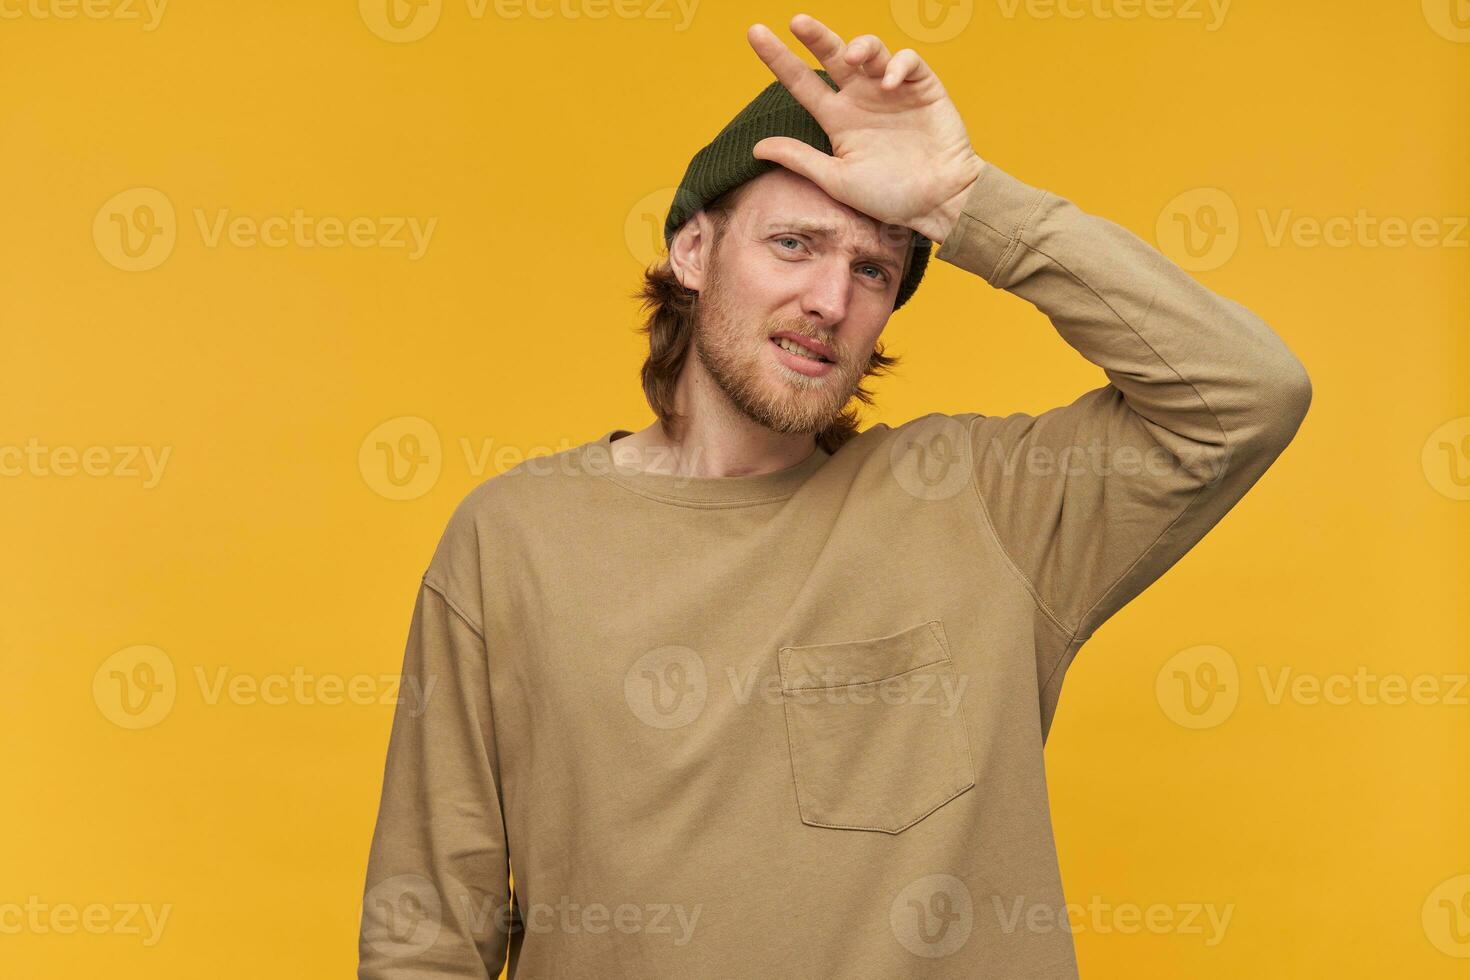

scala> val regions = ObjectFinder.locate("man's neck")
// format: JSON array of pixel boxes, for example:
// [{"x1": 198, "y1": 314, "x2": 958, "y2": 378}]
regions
[{"x1": 610, "y1": 417, "x2": 819, "y2": 479}]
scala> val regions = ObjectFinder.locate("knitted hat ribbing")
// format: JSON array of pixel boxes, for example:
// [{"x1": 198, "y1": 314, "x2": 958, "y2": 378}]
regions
[{"x1": 663, "y1": 69, "x2": 931, "y2": 312}]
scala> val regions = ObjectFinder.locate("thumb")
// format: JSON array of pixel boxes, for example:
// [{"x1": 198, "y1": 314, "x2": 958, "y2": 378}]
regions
[{"x1": 751, "y1": 137, "x2": 838, "y2": 190}]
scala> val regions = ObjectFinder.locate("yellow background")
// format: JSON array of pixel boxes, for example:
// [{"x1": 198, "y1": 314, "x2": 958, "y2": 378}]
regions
[{"x1": 3, "y1": 0, "x2": 1467, "y2": 976}]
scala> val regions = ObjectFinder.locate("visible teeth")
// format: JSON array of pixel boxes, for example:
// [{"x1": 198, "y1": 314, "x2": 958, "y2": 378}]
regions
[{"x1": 776, "y1": 337, "x2": 825, "y2": 361}]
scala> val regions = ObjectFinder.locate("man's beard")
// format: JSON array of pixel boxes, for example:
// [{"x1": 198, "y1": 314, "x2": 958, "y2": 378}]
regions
[{"x1": 691, "y1": 253, "x2": 863, "y2": 436}]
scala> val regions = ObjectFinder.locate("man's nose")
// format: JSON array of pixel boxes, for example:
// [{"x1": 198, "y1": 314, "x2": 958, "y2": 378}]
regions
[{"x1": 799, "y1": 258, "x2": 852, "y2": 326}]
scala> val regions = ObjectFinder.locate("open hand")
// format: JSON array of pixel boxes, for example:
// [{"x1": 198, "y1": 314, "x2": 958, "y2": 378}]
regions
[{"x1": 746, "y1": 14, "x2": 986, "y2": 244}]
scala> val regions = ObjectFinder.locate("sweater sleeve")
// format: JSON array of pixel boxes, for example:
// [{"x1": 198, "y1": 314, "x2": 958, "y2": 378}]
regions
[
  {"x1": 358, "y1": 572, "x2": 512, "y2": 979},
  {"x1": 934, "y1": 162, "x2": 1312, "y2": 723}
]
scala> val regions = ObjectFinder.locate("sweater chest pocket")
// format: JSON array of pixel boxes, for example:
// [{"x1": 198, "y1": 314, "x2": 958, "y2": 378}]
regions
[{"x1": 777, "y1": 619, "x2": 976, "y2": 835}]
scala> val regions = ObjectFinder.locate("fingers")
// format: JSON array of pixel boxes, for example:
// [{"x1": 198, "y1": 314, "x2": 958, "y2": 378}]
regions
[
  {"x1": 747, "y1": 22, "x2": 839, "y2": 116},
  {"x1": 787, "y1": 13, "x2": 861, "y2": 85},
  {"x1": 751, "y1": 136, "x2": 838, "y2": 190},
  {"x1": 748, "y1": 16, "x2": 924, "y2": 113},
  {"x1": 788, "y1": 15, "x2": 916, "y2": 90},
  {"x1": 881, "y1": 48, "x2": 930, "y2": 89},
  {"x1": 844, "y1": 34, "x2": 892, "y2": 78}
]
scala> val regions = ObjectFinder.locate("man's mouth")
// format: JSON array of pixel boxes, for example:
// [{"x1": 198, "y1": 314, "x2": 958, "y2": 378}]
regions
[{"x1": 770, "y1": 336, "x2": 832, "y2": 363}]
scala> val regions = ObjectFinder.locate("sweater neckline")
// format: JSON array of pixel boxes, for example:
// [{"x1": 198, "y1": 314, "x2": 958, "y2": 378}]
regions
[{"x1": 589, "y1": 428, "x2": 831, "y2": 507}]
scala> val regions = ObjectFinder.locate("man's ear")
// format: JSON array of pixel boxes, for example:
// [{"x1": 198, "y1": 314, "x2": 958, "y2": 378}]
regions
[{"x1": 668, "y1": 211, "x2": 717, "y2": 293}]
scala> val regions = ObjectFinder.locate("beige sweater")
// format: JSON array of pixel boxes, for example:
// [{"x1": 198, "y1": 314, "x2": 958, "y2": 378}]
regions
[{"x1": 358, "y1": 162, "x2": 1311, "y2": 978}]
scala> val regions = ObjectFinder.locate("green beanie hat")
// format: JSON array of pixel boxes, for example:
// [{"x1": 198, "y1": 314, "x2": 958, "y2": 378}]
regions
[{"x1": 663, "y1": 69, "x2": 932, "y2": 313}]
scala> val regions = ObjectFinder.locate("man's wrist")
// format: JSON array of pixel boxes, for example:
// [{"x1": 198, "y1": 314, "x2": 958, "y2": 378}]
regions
[{"x1": 919, "y1": 155, "x2": 988, "y2": 245}]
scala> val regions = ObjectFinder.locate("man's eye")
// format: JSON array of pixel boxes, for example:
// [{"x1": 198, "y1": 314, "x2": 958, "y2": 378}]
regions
[{"x1": 774, "y1": 239, "x2": 886, "y2": 282}]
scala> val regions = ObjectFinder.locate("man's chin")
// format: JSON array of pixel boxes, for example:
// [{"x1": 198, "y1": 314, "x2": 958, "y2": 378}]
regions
[{"x1": 748, "y1": 380, "x2": 849, "y2": 435}]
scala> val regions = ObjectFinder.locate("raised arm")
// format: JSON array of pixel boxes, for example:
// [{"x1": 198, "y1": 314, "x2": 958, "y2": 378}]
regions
[{"x1": 935, "y1": 162, "x2": 1311, "y2": 726}]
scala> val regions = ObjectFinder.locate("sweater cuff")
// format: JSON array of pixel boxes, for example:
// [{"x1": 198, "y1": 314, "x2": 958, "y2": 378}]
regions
[{"x1": 932, "y1": 161, "x2": 1049, "y2": 286}]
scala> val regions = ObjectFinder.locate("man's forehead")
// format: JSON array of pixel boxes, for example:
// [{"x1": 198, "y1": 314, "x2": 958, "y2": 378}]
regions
[{"x1": 738, "y1": 169, "x2": 911, "y2": 256}]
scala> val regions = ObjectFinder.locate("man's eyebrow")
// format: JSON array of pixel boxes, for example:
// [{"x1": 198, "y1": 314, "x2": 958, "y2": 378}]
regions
[{"x1": 761, "y1": 217, "x2": 906, "y2": 271}]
